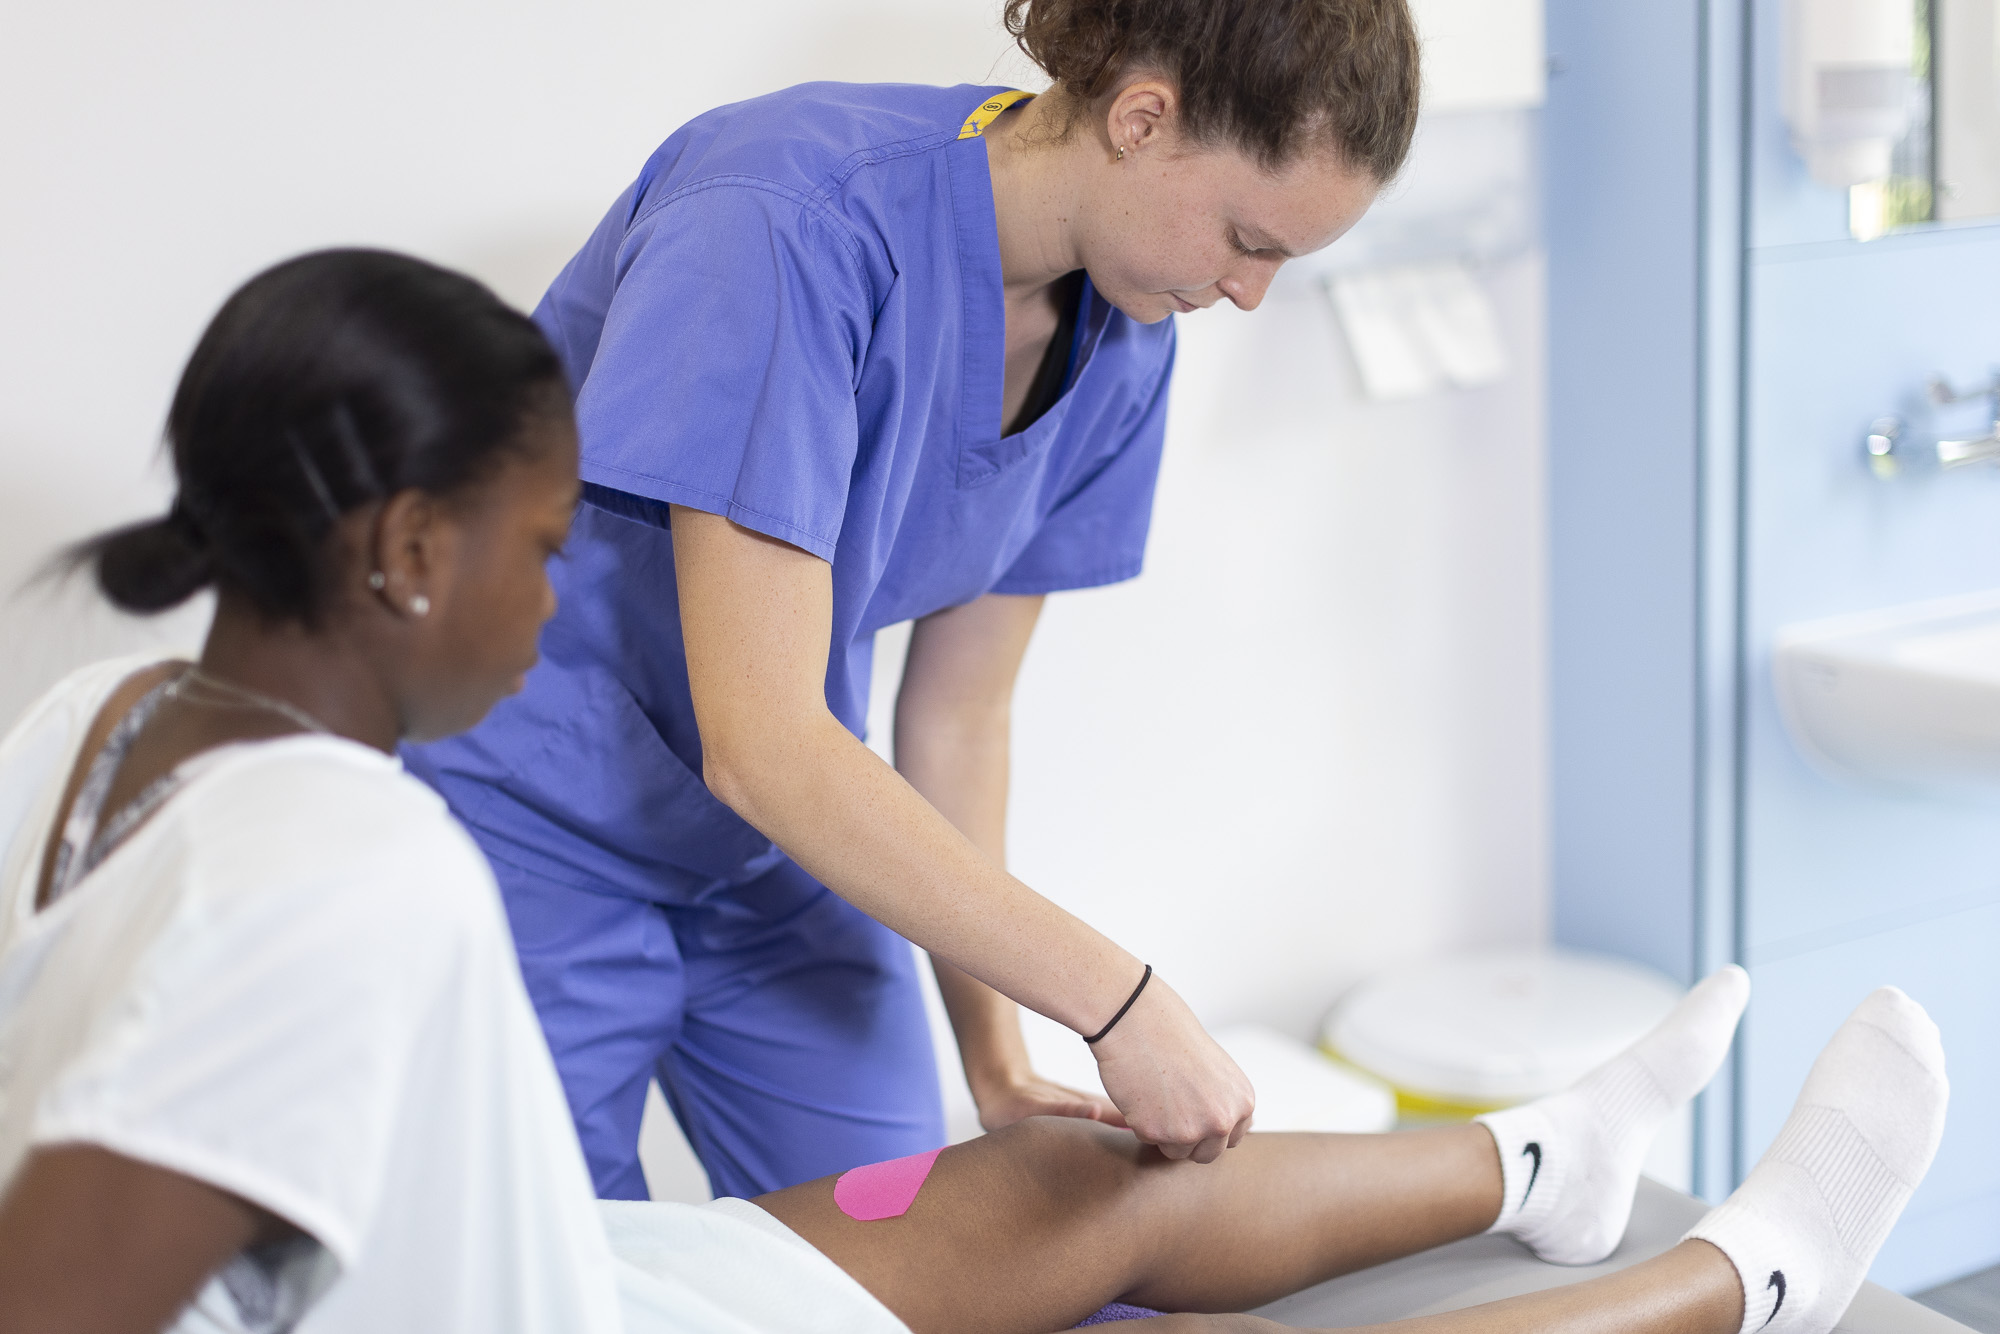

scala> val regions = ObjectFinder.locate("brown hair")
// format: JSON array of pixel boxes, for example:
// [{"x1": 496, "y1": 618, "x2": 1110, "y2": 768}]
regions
[{"x1": 1004, "y1": 0, "x2": 1421, "y2": 179}]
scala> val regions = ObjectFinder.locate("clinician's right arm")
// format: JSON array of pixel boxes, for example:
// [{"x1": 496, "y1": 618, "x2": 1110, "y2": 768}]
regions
[{"x1": 671, "y1": 505, "x2": 1254, "y2": 1162}]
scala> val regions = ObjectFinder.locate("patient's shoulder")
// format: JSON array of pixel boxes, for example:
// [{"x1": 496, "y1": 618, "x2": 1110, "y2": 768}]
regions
[{"x1": 171, "y1": 736, "x2": 503, "y2": 937}]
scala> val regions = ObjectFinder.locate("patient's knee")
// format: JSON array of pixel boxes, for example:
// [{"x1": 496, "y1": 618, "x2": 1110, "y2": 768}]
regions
[{"x1": 984, "y1": 1115, "x2": 1143, "y2": 1203}]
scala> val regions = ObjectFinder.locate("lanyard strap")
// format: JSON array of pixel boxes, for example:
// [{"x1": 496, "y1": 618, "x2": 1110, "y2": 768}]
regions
[{"x1": 958, "y1": 89, "x2": 1035, "y2": 140}]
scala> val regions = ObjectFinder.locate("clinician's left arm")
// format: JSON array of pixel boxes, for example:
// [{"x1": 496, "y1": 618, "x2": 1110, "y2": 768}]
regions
[{"x1": 895, "y1": 594, "x2": 1125, "y2": 1132}]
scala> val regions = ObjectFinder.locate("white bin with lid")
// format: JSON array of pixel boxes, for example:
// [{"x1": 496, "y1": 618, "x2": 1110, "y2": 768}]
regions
[{"x1": 1321, "y1": 948, "x2": 1694, "y2": 1191}]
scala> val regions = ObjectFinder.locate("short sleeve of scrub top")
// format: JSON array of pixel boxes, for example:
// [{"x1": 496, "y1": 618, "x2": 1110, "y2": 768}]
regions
[{"x1": 573, "y1": 184, "x2": 870, "y2": 559}]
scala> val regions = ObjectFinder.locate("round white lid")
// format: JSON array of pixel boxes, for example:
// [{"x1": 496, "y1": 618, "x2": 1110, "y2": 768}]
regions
[{"x1": 1321, "y1": 948, "x2": 1684, "y2": 1105}]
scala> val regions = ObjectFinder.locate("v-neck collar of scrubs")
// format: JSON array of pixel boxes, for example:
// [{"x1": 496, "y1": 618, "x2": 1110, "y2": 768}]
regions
[{"x1": 945, "y1": 114, "x2": 1107, "y2": 488}]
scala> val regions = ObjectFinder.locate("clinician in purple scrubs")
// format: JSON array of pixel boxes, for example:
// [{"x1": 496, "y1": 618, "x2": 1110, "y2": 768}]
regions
[{"x1": 406, "y1": 0, "x2": 1421, "y2": 1200}]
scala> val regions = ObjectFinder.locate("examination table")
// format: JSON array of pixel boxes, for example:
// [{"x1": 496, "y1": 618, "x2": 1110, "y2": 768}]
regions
[{"x1": 1247, "y1": 1179, "x2": 1973, "y2": 1332}]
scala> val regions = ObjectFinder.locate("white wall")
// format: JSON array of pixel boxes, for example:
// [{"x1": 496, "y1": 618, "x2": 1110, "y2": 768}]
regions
[
  {"x1": 1412, "y1": 0, "x2": 1548, "y2": 111},
  {"x1": 0, "y1": 0, "x2": 1048, "y2": 723},
  {"x1": 1, "y1": 0, "x2": 1548, "y2": 1199}
]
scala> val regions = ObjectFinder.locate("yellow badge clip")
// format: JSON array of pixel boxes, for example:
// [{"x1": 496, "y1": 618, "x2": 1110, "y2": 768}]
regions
[{"x1": 957, "y1": 89, "x2": 1035, "y2": 140}]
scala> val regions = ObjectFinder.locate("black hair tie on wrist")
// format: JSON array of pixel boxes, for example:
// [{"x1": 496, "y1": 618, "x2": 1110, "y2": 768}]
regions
[{"x1": 1083, "y1": 964, "x2": 1153, "y2": 1044}]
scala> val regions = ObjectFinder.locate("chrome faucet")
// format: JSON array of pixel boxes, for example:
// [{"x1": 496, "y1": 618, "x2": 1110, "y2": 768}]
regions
[{"x1": 1863, "y1": 372, "x2": 2000, "y2": 478}]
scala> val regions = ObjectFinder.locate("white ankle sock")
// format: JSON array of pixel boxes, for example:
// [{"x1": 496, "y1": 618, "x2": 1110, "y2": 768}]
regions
[
  {"x1": 1476, "y1": 965, "x2": 1750, "y2": 1265},
  {"x1": 1685, "y1": 986, "x2": 1947, "y2": 1334}
]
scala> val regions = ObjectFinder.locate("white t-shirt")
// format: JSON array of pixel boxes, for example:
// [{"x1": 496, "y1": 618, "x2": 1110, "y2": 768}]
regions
[{"x1": 0, "y1": 658, "x2": 908, "y2": 1334}]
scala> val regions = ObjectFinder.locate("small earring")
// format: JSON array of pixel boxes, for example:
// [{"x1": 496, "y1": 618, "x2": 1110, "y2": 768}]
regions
[
  {"x1": 367, "y1": 571, "x2": 387, "y2": 590},
  {"x1": 1116, "y1": 145, "x2": 1126, "y2": 161},
  {"x1": 409, "y1": 595, "x2": 431, "y2": 617}
]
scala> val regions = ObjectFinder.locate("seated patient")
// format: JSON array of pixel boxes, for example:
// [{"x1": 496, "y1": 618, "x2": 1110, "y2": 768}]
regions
[{"x1": 0, "y1": 250, "x2": 1948, "y2": 1334}]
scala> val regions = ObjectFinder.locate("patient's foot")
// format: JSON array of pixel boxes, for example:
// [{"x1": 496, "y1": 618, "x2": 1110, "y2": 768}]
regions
[
  {"x1": 1685, "y1": 986, "x2": 1947, "y2": 1334},
  {"x1": 1476, "y1": 965, "x2": 1751, "y2": 1265}
]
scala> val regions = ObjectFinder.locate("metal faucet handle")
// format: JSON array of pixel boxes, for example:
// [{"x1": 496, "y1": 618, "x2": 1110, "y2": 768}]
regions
[{"x1": 1926, "y1": 371, "x2": 2000, "y2": 408}]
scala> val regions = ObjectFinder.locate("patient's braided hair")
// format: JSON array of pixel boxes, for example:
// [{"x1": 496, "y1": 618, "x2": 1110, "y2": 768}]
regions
[
  {"x1": 72, "y1": 250, "x2": 569, "y2": 627},
  {"x1": 1004, "y1": 0, "x2": 1422, "y2": 178}
]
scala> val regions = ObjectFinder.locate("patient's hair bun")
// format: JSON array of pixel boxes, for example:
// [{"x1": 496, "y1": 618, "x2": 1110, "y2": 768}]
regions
[
  {"x1": 90, "y1": 505, "x2": 217, "y2": 614},
  {"x1": 71, "y1": 248, "x2": 569, "y2": 626}
]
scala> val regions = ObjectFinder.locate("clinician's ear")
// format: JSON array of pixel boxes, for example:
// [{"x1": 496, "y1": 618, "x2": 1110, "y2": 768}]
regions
[
  {"x1": 367, "y1": 488, "x2": 450, "y2": 622},
  {"x1": 1102, "y1": 78, "x2": 1177, "y2": 161}
]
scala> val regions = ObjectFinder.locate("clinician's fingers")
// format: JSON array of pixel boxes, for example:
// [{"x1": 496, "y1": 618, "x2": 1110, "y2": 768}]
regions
[
  {"x1": 1061, "y1": 1085, "x2": 1125, "y2": 1126},
  {"x1": 1188, "y1": 1134, "x2": 1228, "y2": 1165},
  {"x1": 1226, "y1": 1114, "x2": 1253, "y2": 1149},
  {"x1": 974, "y1": 1078, "x2": 1130, "y2": 1132},
  {"x1": 1089, "y1": 974, "x2": 1257, "y2": 1161}
]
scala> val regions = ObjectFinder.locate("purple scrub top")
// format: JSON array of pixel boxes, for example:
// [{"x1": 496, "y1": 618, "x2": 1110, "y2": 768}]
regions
[{"x1": 406, "y1": 82, "x2": 1176, "y2": 906}]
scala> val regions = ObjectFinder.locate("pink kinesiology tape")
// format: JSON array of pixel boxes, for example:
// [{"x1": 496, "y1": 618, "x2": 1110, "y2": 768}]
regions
[{"x1": 833, "y1": 1147, "x2": 944, "y2": 1221}]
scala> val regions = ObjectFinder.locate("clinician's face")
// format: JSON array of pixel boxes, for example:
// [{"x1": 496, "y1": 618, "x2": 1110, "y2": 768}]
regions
[{"x1": 1075, "y1": 86, "x2": 1382, "y2": 323}]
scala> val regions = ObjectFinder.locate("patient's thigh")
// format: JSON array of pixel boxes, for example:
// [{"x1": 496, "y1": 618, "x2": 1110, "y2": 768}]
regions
[{"x1": 757, "y1": 1119, "x2": 1158, "y2": 1334}]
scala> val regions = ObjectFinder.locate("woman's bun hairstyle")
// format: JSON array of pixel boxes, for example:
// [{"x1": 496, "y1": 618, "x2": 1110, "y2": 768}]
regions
[
  {"x1": 89, "y1": 504, "x2": 218, "y2": 615},
  {"x1": 75, "y1": 249, "x2": 569, "y2": 626},
  {"x1": 1005, "y1": 0, "x2": 1422, "y2": 178}
]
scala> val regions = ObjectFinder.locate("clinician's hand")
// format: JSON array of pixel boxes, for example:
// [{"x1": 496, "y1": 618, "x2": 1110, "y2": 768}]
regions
[
  {"x1": 1089, "y1": 975, "x2": 1255, "y2": 1162},
  {"x1": 971, "y1": 1070, "x2": 1127, "y2": 1132}
]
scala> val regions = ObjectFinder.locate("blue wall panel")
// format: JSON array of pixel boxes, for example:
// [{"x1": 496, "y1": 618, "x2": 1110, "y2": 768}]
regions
[
  {"x1": 1737, "y1": 186, "x2": 2000, "y2": 1297},
  {"x1": 1546, "y1": 0, "x2": 1704, "y2": 985},
  {"x1": 1740, "y1": 233, "x2": 2000, "y2": 961},
  {"x1": 1548, "y1": 0, "x2": 2000, "y2": 1280}
]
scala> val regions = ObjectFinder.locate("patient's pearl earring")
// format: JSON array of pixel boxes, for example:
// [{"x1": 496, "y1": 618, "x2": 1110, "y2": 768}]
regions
[
  {"x1": 367, "y1": 571, "x2": 386, "y2": 590},
  {"x1": 409, "y1": 595, "x2": 431, "y2": 617}
]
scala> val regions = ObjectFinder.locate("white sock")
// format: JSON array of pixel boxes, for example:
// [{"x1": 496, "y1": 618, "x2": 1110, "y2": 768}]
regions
[
  {"x1": 1476, "y1": 964, "x2": 1750, "y2": 1265},
  {"x1": 1685, "y1": 986, "x2": 1948, "y2": 1334}
]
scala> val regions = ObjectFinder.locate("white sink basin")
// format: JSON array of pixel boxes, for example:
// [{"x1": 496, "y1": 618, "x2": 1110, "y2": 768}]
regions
[{"x1": 1774, "y1": 590, "x2": 2000, "y2": 787}]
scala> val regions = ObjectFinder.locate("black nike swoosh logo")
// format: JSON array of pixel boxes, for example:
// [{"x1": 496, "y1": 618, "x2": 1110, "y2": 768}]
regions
[
  {"x1": 1760, "y1": 1270, "x2": 1786, "y2": 1328},
  {"x1": 1521, "y1": 1142, "x2": 1543, "y2": 1208}
]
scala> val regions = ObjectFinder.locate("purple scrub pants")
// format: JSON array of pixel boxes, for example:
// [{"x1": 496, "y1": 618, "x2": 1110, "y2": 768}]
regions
[{"x1": 484, "y1": 845, "x2": 946, "y2": 1201}]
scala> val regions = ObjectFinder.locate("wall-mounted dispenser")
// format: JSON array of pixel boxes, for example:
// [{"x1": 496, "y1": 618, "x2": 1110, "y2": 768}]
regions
[{"x1": 1782, "y1": 0, "x2": 1918, "y2": 187}]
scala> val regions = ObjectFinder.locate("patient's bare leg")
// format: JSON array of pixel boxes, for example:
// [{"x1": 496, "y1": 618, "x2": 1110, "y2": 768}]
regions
[
  {"x1": 759, "y1": 983, "x2": 1944, "y2": 1334},
  {"x1": 759, "y1": 1119, "x2": 1740, "y2": 1334},
  {"x1": 758, "y1": 1117, "x2": 1518, "y2": 1334}
]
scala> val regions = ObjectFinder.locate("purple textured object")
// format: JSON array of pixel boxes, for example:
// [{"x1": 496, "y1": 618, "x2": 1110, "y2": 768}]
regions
[{"x1": 1076, "y1": 1302, "x2": 1165, "y2": 1325}]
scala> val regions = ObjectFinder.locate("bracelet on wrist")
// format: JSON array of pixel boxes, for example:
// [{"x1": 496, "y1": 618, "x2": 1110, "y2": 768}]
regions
[{"x1": 1083, "y1": 964, "x2": 1152, "y2": 1045}]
